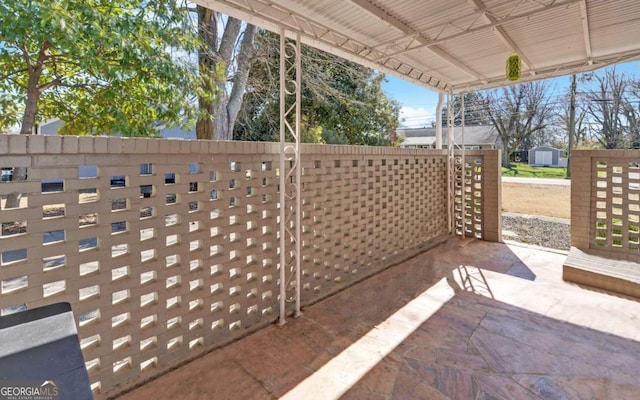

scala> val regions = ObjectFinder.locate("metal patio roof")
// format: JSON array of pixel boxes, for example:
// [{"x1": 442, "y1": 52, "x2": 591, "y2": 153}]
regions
[{"x1": 192, "y1": 0, "x2": 640, "y2": 93}]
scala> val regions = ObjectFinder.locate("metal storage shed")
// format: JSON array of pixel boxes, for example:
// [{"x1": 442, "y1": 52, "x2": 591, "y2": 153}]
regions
[{"x1": 529, "y1": 145, "x2": 567, "y2": 167}]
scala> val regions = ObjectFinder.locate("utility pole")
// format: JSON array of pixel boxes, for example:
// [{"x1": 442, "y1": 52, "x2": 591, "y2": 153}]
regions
[{"x1": 567, "y1": 74, "x2": 576, "y2": 179}]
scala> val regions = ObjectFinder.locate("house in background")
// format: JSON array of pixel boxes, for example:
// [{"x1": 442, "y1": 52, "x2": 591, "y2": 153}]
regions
[
  {"x1": 39, "y1": 119, "x2": 65, "y2": 135},
  {"x1": 528, "y1": 145, "x2": 567, "y2": 167},
  {"x1": 38, "y1": 119, "x2": 196, "y2": 139},
  {"x1": 397, "y1": 125, "x2": 502, "y2": 150}
]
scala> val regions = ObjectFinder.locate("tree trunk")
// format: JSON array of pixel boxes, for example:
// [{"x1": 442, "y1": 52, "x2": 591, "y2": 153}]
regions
[
  {"x1": 196, "y1": 6, "x2": 217, "y2": 140},
  {"x1": 502, "y1": 149, "x2": 510, "y2": 168},
  {"x1": 195, "y1": 8, "x2": 256, "y2": 141},
  {"x1": 209, "y1": 17, "x2": 242, "y2": 140},
  {"x1": 225, "y1": 24, "x2": 257, "y2": 138},
  {"x1": 196, "y1": 96, "x2": 214, "y2": 139},
  {"x1": 7, "y1": 80, "x2": 40, "y2": 208},
  {"x1": 213, "y1": 102, "x2": 231, "y2": 140},
  {"x1": 5, "y1": 45, "x2": 46, "y2": 209}
]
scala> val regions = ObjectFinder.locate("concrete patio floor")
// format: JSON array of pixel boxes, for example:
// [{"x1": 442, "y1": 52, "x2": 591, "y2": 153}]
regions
[{"x1": 117, "y1": 238, "x2": 640, "y2": 400}]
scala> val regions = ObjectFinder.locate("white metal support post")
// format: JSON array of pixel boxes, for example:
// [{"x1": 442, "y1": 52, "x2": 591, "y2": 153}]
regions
[
  {"x1": 279, "y1": 29, "x2": 302, "y2": 326},
  {"x1": 460, "y1": 93, "x2": 466, "y2": 239},
  {"x1": 447, "y1": 93, "x2": 454, "y2": 234},
  {"x1": 436, "y1": 92, "x2": 444, "y2": 149}
]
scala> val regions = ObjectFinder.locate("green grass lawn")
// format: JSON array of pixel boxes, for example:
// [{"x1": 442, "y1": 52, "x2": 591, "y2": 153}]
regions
[{"x1": 502, "y1": 162, "x2": 568, "y2": 179}]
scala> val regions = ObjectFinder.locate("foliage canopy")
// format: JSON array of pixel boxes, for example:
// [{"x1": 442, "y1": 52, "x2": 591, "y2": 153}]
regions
[
  {"x1": 234, "y1": 31, "x2": 401, "y2": 146},
  {"x1": 0, "y1": 0, "x2": 200, "y2": 136}
]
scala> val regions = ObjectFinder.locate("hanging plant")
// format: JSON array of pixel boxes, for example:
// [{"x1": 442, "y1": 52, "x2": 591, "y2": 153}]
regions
[{"x1": 506, "y1": 54, "x2": 521, "y2": 81}]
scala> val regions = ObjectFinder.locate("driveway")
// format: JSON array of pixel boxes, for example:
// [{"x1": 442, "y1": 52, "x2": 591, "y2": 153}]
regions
[{"x1": 502, "y1": 176, "x2": 570, "y2": 186}]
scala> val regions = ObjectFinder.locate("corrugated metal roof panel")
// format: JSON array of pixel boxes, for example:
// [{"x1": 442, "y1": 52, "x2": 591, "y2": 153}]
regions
[
  {"x1": 440, "y1": 29, "x2": 508, "y2": 80},
  {"x1": 501, "y1": 2, "x2": 585, "y2": 68},
  {"x1": 195, "y1": 0, "x2": 640, "y2": 92},
  {"x1": 589, "y1": 0, "x2": 640, "y2": 56}
]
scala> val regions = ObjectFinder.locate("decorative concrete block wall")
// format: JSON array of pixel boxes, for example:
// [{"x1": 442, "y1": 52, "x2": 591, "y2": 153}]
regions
[
  {"x1": 565, "y1": 150, "x2": 640, "y2": 297},
  {"x1": 571, "y1": 150, "x2": 640, "y2": 262},
  {"x1": 0, "y1": 135, "x2": 500, "y2": 398},
  {"x1": 296, "y1": 145, "x2": 450, "y2": 304},
  {"x1": 454, "y1": 151, "x2": 502, "y2": 242}
]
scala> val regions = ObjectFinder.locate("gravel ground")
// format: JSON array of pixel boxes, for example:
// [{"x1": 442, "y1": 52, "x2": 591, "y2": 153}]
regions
[{"x1": 502, "y1": 214, "x2": 570, "y2": 251}]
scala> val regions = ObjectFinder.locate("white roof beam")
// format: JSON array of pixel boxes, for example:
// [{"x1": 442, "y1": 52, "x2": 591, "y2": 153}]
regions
[
  {"x1": 194, "y1": 0, "x2": 451, "y2": 91},
  {"x1": 376, "y1": 0, "x2": 582, "y2": 62},
  {"x1": 467, "y1": 0, "x2": 535, "y2": 74},
  {"x1": 580, "y1": 0, "x2": 593, "y2": 65},
  {"x1": 349, "y1": 0, "x2": 485, "y2": 81},
  {"x1": 452, "y1": 48, "x2": 640, "y2": 92},
  {"x1": 193, "y1": 0, "x2": 637, "y2": 93},
  {"x1": 348, "y1": 0, "x2": 413, "y2": 35}
]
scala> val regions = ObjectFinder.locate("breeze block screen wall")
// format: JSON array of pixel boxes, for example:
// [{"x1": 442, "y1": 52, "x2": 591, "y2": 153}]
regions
[{"x1": 0, "y1": 135, "x2": 500, "y2": 398}]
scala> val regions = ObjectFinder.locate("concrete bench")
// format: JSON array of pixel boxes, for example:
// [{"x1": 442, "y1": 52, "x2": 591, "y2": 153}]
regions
[
  {"x1": 0, "y1": 303, "x2": 92, "y2": 399},
  {"x1": 564, "y1": 247, "x2": 640, "y2": 298}
]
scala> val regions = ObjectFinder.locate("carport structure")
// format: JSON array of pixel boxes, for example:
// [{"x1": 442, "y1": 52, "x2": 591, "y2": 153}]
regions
[
  {"x1": 192, "y1": 0, "x2": 640, "y2": 316},
  {"x1": 125, "y1": 1, "x2": 640, "y2": 396},
  {"x1": 194, "y1": 0, "x2": 640, "y2": 92},
  {"x1": 2, "y1": 1, "x2": 640, "y2": 399}
]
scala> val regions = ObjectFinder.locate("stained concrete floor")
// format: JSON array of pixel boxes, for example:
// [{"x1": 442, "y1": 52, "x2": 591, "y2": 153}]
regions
[{"x1": 118, "y1": 238, "x2": 640, "y2": 400}]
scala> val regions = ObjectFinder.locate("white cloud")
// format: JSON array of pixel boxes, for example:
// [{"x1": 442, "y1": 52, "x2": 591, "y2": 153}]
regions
[{"x1": 399, "y1": 106, "x2": 435, "y2": 128}]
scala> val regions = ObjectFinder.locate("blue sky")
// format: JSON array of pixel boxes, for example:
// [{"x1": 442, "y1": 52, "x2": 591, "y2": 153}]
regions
[{"x1": 382, "y1": 60, "x2": 640, "y2": 129}]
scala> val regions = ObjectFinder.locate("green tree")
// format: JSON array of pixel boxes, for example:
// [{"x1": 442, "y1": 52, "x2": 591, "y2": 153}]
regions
[
  {"x1": 234, "y1": 31, "x2": 400, "y2": 145},
  {"x1": 0, "y1": 0, "x2": 199, "y2": 136},
  {"x1": 0, "y1": 0, "x2": 200, "y2": 209},
  {"x1": 194, "y1": 8, "x2": 257, "y2": 140}
]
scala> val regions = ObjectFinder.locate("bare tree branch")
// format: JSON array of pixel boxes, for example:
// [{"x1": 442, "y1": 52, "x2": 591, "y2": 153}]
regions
[
  {"x1": 0, "y1": 69, "x2": 29, "y2": 80},
  {"x1": 483, "y1": 81, "x2": 553, "y2": 166}
]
